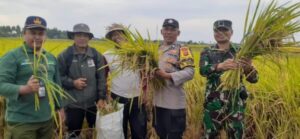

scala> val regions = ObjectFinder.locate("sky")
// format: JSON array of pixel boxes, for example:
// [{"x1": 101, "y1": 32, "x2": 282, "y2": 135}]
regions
[{"x1": 0, "y1": 0, "x2": 299, "y2": 43}]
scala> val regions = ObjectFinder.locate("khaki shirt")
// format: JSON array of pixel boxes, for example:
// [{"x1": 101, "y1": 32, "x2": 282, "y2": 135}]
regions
[{"x1": 153, "y1": 42, "x2": 194, "y2": 109}]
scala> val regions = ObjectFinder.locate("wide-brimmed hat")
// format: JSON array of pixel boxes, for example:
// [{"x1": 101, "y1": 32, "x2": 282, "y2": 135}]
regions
[
  {"x1": 67, "y1": 23, "x2": 94, "y2": 39},
  {"x1": 105, "y1": 23, "x2": 125, "y2": 39}
]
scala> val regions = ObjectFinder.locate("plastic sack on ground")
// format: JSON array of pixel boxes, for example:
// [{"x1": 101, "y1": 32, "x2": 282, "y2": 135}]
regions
[{"x1": 96, "y1": 104, "x2": 124, "y2": 139}]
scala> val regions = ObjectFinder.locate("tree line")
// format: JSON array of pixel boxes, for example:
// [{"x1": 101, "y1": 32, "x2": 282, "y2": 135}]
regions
[
  {"x1": 0, "y1": 25, "x2": 210, "y2": 45},
  {"x1": 0, "y1": 25, "x2": 68, "y2": 39}
]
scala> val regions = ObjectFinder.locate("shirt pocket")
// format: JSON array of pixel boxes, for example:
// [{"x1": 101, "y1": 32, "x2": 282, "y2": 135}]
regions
[
  {"x1": 18, "y1": 63, "x2": 33, "y2": 76},
  {"x1": 46, "y1": 63, "x2": 56, "y2": 78}
]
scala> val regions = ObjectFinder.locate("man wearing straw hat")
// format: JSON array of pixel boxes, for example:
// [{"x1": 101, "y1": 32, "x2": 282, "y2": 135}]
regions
[
  {"x1": 57, "y1": 23, "x2": 107, "y2": 139},
  {"x1": 103, "y1": 23, "x2": 147, "y2": 139},
  {"x1": 0, "y1": 16, "x2": 62, "y2": 139},
  {"x1": 200, "y1": 19, "x2": 258, "y2": 139},
  {"x1": 153, "y1": 18, "x2": 195, "y2": 139}
]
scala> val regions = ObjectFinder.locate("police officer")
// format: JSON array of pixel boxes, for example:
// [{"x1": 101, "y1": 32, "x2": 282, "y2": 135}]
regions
[
  {"x1": 57, "y1": 23, "x2": 107, "y2": 139},
  {"x1": 200, "y1": 19, "x2": 258, "y2": 139},
  {"x1": 0, "y1": 16, "x2": 62, "y2": 139},
  {"x1": 153, "y1": 18, "x2": 195, "y2": 139}
]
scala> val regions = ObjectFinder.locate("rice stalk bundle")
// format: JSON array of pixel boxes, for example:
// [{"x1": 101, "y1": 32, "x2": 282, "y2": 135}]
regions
[
  {"x1": 22, "y1": 42, "x2": 74, "y2": 126},
  {"x1": 98, "y1": 98, "x2": 121, "y2": 116},
  {"x1": 107, "y1": 28, "x2": 166, "y2": 93},
  {"x1": 219, "y1": 0, "x2": 300, "y2": 92}
]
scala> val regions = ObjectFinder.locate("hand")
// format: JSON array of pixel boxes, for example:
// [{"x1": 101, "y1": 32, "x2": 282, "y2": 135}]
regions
[
  {"x1": 155, "y1": 69, "x2": 171, "y2": 79},
  {"x1": 107, "y1": 95, "x2": 113, "y2": 102},
  {"x1": 58, "y1": 108, "x2": 65, "y2": 122},
  {"x1": 97, "y1": 99, "x2": 107, "y2": 109},
  {"x1": 73, "y1": 78, "x2": 87, "y2": 90},
  {"x1": 19, "y1": 75, "x2": 40, "y2": 95},
  {"x1": 142, "y1": 92, "x2": 150, "y2": 106},
  {"x1": 217, "y1": 59, "x2": 238, "y2": 71},
  {"x1": 239, "y1": 58, "x2": 254, "y2": 74},
  {"x1": 57, "y1": 109, "x2": 67, "y2": 132}
]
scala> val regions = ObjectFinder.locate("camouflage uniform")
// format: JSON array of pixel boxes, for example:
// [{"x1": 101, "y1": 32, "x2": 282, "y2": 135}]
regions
[{"x1": 199, "y1": 44, "x2": 258, "y2": 139}]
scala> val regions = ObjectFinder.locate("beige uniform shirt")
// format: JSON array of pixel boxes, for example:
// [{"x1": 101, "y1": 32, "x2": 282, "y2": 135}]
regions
[{"x1": 153, "y1": 42, "x2": 194, "y2": 109}]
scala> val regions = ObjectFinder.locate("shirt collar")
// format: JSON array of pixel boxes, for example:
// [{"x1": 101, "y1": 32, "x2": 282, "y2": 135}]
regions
[
  {"x1": 23, "y1": 43, "x2": 46, "y2": 54},
  {"x1": 72, "y1": 45, "x2": 94, "y2": 57},
  {"x1": 213, "y1": 43, "x2": 238, "y2": 53}
]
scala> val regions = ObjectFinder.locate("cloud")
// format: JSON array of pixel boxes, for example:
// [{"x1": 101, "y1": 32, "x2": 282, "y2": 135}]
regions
[{"x1": 0, "y1": 0, "x2": 299, "y2": 42}]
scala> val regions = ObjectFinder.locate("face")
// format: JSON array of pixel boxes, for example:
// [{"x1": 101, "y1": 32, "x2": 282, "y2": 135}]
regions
[
  {"x1": 110, "y1": 30, "x2": 125, "y2": 44},
  {"x1": 23, "y1": 28, "x2": 46, "y2": 50},
  {"x1": 74, "y1": 33, "x2": 90, "y2": 48},
  {"x1": 161, "y1": 26, "x2": 180, "y2": 45},
  {"x1": 214, "y1": 27, "x2": 233, "y2": 44}
]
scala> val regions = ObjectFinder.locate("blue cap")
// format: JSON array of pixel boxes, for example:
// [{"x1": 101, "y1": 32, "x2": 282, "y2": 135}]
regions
[{"x1": 24, "y1": 16, "x2": 47, "y2": 30}]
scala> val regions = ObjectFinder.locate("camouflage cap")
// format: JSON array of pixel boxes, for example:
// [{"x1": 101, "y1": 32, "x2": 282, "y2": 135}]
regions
[{"x1": 213, "y1": 19, "x2": 232, "y2": 30}]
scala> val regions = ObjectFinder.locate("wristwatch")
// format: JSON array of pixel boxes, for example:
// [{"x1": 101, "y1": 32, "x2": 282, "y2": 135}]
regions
[{"x1": 210, "y1": 64, "x2": 218, "y2": 72}]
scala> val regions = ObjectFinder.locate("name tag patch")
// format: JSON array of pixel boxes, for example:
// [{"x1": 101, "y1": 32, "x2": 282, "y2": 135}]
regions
[{"x1": 87, "y1": 59, "x2": 95, "y2": 67}]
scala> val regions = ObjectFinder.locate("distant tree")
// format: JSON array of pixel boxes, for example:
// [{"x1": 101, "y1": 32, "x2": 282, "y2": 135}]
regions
[
  {"x1": 187, "y1": 40, "x2": 193, "y2": 44},
  {"x1": 0, "y1": 25, "x2": 68, "y2": 39}
]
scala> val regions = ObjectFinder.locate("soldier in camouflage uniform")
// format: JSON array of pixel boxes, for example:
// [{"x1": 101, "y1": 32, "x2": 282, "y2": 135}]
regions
[{"x1": 199, "y1": 19, "x2": 258, "y2": 139}]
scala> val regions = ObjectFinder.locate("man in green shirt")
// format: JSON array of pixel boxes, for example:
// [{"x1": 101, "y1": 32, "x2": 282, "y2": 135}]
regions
[{"x1": 0, "y1": 16, "x2": 62, "y2": 139}]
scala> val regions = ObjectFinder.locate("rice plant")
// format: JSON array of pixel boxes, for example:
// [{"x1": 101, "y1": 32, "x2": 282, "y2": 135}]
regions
[
  {"x1": 21, "y1": 41, "x2": 75, "y2": 128},
  {"x1": 105, "y1": 28, "x2": 166, "y2": 106},
  {"x1": 244, "y1": 55, "x2": 300, "y2": 138},
  {"x1": 183, "y1": 69, "x2": 205, "y2": 139},
  {"x1": 220, "y1": 0, "x2": 300, "y2": 91},
  {"x1": 1, "y1": 37, "x2": 300, "y2": 138}
]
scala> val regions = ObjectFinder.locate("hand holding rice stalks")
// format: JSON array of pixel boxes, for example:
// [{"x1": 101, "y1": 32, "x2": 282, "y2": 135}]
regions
[
  {"x1": 98, "y1": 98, "x2": 120, "y2": 116},
  {"x1": 22, "y1": 43, "x2": 75, "y2": 126},
  {"x1": 220, "y1": 0, "x2": 300, "y2": 91},
  {"x1": 107, "y1": 28, "x2": 166, "y2": 91}
]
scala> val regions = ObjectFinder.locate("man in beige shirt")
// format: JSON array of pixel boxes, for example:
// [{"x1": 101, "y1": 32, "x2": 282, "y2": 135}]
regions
[{"x1": 153, "y1": 18, "x2": 194, "y2": 139}]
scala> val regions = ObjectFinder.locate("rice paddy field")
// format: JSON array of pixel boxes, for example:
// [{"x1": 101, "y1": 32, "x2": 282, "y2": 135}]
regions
[{"x1": 0, "y1": 37, "x2": 300, "y2": 139}]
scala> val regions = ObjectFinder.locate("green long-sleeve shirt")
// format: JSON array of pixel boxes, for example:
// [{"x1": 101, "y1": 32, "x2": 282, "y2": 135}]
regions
[{"x1": 0, "y1": 44, "x2": 61, "y2": 123}]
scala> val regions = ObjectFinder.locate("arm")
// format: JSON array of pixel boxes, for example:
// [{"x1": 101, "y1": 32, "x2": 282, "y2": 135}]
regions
[
  {"x1": 53, "y1": 57, "x2": 64, "y2": 109},
  {"x1": 246, "y1": 69, "x2": 258, "y2": 83},
  {"x1": 96, "y1": 53, "x2": 107, "y2": 100},
  {"x1": 199, "y1": 48, "x2": 219, "y2": 77},
  {"x1": 170, "y1": 67, "x2": 194, "y2": 86},
  {"x1": 200, "y1": 48, "x2": 238, "y2": 77},
  {"x1": 239, "y1": 59, "x2": 259, "y2": 83},
  {"x1": 0, "y1": 52, "x2": 22, "y2": 100},
  {"x1": 57, "y1": 53, "x2": 74, "y2": 89}
]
